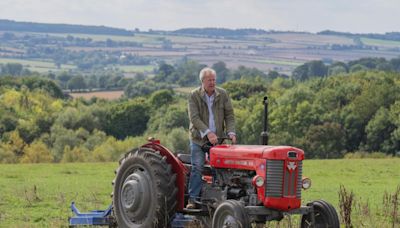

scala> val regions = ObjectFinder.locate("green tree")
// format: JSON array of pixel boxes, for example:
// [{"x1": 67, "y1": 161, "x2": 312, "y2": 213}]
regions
[
  {"x1": 149, "y1": 89, "x2": 175, "y2": 108},
  {"x1": 147, "y1": 104, "x2": 189, "y2": 133},
  {"x1": 105, "y1": 99, "x2": 150, "y2": 139},
  {"x1": 364, "y1": 107, "x2": 395, "y2": 153},
  {"x1": 304, "y1": 122, "x2": 345, "y2": 158},
  {"x1": 21, "y1": 141, "x2": 53, "y2": 163},
  {"x1": 1, "y1": 63, "x2": 23, "y2": 76},
  {"x1": 212, "y1": 61, "x2": 230, "y2": 84},
  {"x1": 67, "y1": 75, "x2": 86, "y2": 91}
]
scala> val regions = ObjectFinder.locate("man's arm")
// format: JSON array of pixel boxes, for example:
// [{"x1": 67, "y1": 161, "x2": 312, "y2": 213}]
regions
[{"x1": 224, "y1": 92, "x2": 235, "y2": 134}]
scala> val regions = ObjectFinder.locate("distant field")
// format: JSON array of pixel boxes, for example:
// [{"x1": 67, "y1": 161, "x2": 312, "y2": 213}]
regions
[
  {"x1": 256, "y1": 58, "x2": 303, "y2": 66},
  {"x1": 174, "y1": 87, "x2": 196, "y2": 94},
  {"x1": 69, "y1": 90, "x2": 124, "y2": 100},
  {"x1": 0, "y1": 57, "x2": 75, "y2": 72},
  {"x1": 0, "y1": 158, "x2": 398, "y2": 227},
  {"x1": 360, "y1": 37, "x2": 400, "y2": 47},
  {"x1": 44, "y1": 32, "x2": 163, "y2": 44},
  {"x1": 117, "y1": 64, "x2": 155, "y2": 73}
]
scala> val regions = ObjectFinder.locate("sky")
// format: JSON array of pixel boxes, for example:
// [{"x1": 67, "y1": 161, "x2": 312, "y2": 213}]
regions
[{"x1": 0, "y1": 0, "x2": 398, "y2": 34}]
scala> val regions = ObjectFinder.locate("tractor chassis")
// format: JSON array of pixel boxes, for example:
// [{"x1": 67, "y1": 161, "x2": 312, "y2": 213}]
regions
[{"x1": 68, "y1": 202, "x2": 315, "y2": 227}]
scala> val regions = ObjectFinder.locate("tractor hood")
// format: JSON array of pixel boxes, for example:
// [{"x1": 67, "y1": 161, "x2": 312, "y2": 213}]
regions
[{"x1": 209, "y1": 144, "x2": 304, "y2": 169}]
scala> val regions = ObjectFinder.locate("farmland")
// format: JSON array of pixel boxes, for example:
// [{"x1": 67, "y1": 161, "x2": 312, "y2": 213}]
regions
[
  {"x1": 1, "y1": 28, "x2": 400, "y2": 76},
  {"x1": 69, "y1": 90, "x2": 124, "y2": 100},
  {"x1": 0, "y1": 58, "x2": 75, "y2": 73},
  {"x1": 0, "y1": 158, "x2": 398, "y2": 227}
]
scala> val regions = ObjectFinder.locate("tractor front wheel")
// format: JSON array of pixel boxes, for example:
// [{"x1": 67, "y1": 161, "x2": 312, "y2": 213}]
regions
[
  {"x1": 212, "y1": 200, "x2": 250, "y2": 228},
  {"x1": 301, "y1": 200, "x2": 340, "y2": 228},
  {"x1": 112, "y1": 148, "x2": 178, "y2": 228}
]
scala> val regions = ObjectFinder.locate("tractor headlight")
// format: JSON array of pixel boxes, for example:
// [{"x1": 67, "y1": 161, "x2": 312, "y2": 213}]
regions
[
  {"x1": 252, "y1": 175, "x2": 264, "y2": 187},
  {"x1": 302, "y1": 177, "x2": 312, "y2": 190}
]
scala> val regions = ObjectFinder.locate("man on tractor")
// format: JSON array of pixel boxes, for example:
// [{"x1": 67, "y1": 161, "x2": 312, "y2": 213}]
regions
[{"x1": 186, "y1": 67, "x2": 237, "y2": 209}]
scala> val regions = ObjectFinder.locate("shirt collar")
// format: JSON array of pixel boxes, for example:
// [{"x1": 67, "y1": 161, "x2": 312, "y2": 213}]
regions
[{"x1": 200, "y1": 86, "x2": 219, "y2": 97}]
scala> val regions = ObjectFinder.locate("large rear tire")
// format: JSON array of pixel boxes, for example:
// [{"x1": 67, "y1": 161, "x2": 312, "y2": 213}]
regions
[
  {"x1": 212, "y1": 200, "x2": 250, "y2": 228},
  {"x1": 112, "y1": 148, "x2": 178, "y2": 228},
  {"x1": 301, "y1": 200, "x2": 340, "y2": 228}
]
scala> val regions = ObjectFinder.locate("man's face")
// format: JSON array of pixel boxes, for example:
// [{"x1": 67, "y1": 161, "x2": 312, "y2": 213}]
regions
[{"x1": 202, "y1": 72, "x2": 216, "y2": 94}]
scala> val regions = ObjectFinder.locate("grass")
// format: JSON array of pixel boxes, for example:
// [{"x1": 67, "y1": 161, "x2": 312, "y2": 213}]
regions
[
  {"x1": 0, "y1": 158, "x2": 398, "y2": 227},
  {"x1": 0, "y1": 163, "x2": 115, "y2": 227}
]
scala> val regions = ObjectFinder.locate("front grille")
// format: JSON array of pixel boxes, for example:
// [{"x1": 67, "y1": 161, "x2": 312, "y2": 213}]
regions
[{"x1": 266, "y1": 160, "x2": 302, "y2": 199}]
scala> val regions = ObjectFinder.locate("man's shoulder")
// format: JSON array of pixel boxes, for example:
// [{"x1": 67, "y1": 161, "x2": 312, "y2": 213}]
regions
[
  {"x1": 215, "y1": 87, "x2": 228, "y2": 97},
  {"x1": 190, "y1": 87, "x2": 202, "y2": 93},
  {"x1": 215, "y1": 87, "x2": 227, "y2": 93}
]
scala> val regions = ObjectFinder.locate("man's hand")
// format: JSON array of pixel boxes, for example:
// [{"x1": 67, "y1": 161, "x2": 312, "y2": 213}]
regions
[
  {"x1": 229, "y1": 134, "x2": 237, "y2": 144},
  {"x1": 207, "y1": 132, "x2": 218, "y2": 145}
]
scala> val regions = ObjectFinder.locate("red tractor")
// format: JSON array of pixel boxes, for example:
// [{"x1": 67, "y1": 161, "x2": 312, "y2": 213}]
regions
[{"x1": 111, "y1": 97, "x2": 339, "y2": 228}]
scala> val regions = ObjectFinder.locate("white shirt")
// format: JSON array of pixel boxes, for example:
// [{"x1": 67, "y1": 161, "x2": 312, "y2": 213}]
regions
[{"x1": 200, "y1": 93, "x2": 215, "y2": 138}]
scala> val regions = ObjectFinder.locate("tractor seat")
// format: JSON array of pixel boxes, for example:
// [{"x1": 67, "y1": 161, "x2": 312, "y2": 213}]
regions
[
  {"x1": 177, "y1": 153, "x2": 191, "y2": 164},
  {"x1": 177, "y1": 153, "x2": 213, "y2": 176}
]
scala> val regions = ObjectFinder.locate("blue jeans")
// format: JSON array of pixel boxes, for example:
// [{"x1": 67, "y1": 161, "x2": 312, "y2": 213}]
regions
[{"x1": 188, "y1": 142, "x2": 205, "y2": 201}]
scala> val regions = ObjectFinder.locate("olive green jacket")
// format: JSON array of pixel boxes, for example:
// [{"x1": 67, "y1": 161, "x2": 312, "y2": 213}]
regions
[{"x1": 188, "y1": 86, "x2": 235, "y2": 145}]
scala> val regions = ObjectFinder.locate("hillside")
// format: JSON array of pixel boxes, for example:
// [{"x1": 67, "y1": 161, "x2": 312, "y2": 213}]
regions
[
  {"x1": 0, "y1": 19, "x2": 399, "y2": 76},
  {"x1": 0, "y1": 19, "x2": 133, "y2": 36}
]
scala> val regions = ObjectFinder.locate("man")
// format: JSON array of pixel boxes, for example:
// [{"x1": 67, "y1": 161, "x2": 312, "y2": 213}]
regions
[{"x1": 186, "y1": 67, "x2": 236, "y2": 209}]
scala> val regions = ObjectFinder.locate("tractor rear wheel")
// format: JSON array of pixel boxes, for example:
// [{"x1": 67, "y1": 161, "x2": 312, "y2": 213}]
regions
[
  {"x1": 301, "y1": 200, "x2": 340, "y2": 228},
  {"x1": 212, "y1": 200, "x2": 250, "y2": 228},
  {"x1": 112, "y1": 148, "x2": 178, "y2": 228}
]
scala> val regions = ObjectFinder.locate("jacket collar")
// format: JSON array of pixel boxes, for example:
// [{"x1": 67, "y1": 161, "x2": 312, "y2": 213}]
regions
[{"x1": 200, "y1": 86, "x2": 220, "y2": 103}]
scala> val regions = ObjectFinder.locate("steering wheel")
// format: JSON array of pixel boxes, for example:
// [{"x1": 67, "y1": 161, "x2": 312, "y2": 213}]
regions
[{"x1": 201, "y1": 137, "x2": 232, "y2": 153}]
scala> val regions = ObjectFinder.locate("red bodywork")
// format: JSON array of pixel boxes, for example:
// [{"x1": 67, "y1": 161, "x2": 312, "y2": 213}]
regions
[
  {"x1": 210, "y1": 144, "x2": 304, "y2": 211},
  {"x1": 143, "y1": 140, "x2": 305, "y2": 212}
]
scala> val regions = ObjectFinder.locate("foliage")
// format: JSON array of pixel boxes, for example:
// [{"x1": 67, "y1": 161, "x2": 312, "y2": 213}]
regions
[
  {"x1": 124, "y1": 80, "x2": 171, "y2": 98},
  {"x1": 20, "y1": 141, "x2": 53, "y2": 163},
  {"x1": 222, "y1": 79, "x2": 267, "y2": 100},
  {"x1": 0, "y1": 76, "x2": 64, "y2": 98},
  {"x1": 104, "y1": 99, "x2": 150, "y2": 139},
  {"x1": 146, "y1": 101, "x2": 189, "y2": 133},
  {"x1": 292, "y1": 60, "x2": 327, "y2": 81},
  {"x1": 1, "y1": 60, "x2": 400, "y2": 163}
]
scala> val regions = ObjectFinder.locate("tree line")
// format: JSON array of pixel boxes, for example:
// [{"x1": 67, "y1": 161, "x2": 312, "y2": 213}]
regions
[
  {"x1": 0, "y1": 19, "x2": 133, "y2": 36},
  {"x1": 0, "y1": 60, "x2": 399, "y2": 163}
]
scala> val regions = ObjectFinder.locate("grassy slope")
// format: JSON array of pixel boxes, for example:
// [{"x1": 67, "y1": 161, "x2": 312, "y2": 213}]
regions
[{"x1": 0, "y1": 159, "x2": 399, "y2": 227}]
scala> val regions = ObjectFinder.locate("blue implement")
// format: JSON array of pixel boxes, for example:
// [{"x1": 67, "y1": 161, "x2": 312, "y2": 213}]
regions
[
  {"x1": 69, "y1": 202, "x2": 113, "y2": 226},
  {"x1": 69, "y1": 202, "x2": 197, "y2": 227}
]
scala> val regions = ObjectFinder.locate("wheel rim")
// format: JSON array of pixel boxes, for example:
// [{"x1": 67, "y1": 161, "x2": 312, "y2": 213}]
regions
[
  {"x1": 218, "y1": 212, "x2": 241, "y2": 228},
  {"x1": 314, "y1": 210, "x2": 330, "y2": 226},
  {"x1": 120, "y1": 167, "x2": 152, "y2": 224}
]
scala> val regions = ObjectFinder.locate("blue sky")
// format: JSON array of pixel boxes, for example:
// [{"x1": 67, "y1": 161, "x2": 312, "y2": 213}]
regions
[{"x1": 0, "y1": 0, "x2": 398, "y2": 33}]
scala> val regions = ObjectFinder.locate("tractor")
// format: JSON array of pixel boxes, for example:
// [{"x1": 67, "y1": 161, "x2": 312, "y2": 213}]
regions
[
  {"x1": 69, "y1": 96, "x2": 339, "y2": 227},
  {"x1": 110, "y1": 96, "x2": 339, "y2": 227}
]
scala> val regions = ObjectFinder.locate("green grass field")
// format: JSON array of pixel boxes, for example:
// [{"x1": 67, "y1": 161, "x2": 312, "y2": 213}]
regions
[
  {"x1": 360, "y1": 37, "x2": 400, "y2": 47},
  {"x1": 0, "y1": 159, "x2": 399, "y2": 227},
  {"x1": 0, "y1": 58, "x2": 75, "y2": 73},
  {"x1": 256, "y1": 59, "x2": 303, "y2": 66}
]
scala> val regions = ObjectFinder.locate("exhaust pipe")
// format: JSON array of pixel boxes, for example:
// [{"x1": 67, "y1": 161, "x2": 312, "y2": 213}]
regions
[{"x1": 260, "y1": 96, "x2": 269, "y2": 145}]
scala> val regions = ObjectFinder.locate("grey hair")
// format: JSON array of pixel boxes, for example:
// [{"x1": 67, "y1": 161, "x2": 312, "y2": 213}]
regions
[{"x1": 199, "y1": 67, "x2": 216, "y2": 81}]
